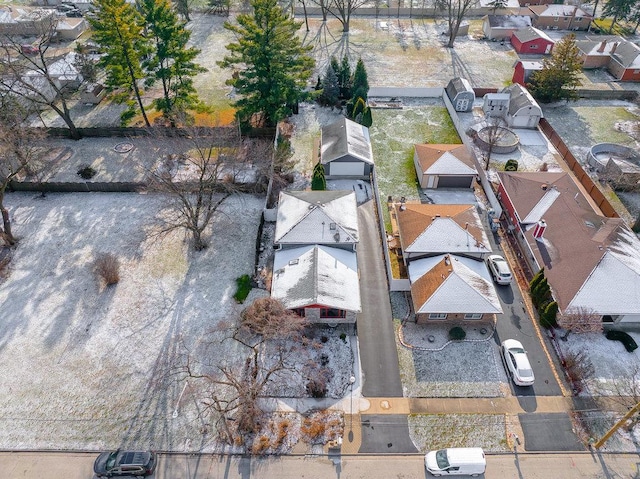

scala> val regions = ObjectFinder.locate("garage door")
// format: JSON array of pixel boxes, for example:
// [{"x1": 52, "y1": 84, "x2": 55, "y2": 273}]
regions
[
  {"x1": 437, "y1": 175, "x2": 473, "y2": 188},
  {"x1": 329, "y1": 161, "x2": 365, "y2": 177}
]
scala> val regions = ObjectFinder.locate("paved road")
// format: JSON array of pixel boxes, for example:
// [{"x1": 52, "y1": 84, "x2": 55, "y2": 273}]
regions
[
  {"x1": 3, "y1": 451, "x2": 640, "y2": 479},
  {"x1": 356, "y1": 201, "x2": 403, "y2": 398}
]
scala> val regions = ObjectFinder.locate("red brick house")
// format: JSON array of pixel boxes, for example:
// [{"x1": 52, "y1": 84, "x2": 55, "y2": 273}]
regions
[
  {"x1": 528, "y1": 4, "x2": 592, "y2": 31},
  {"x1": 577, "y1": 37, "x2": 640, "y2": 81},
  {"x1": 511, "y1": 27, "x2": 554, "y2": 54}
]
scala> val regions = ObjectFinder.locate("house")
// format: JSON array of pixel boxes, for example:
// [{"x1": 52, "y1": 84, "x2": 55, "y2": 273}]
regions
[
  {"x1": 393, "y1": 203, "x2": 491, "y2": 264},
  {"x1": 502, "y1": 83, "x2": 542, "y2": 129},
  {"x1": 408, "y1": 254, "x2": 503, "y2": 323},
  {"x1": 0, "y1": 6, "x2": 56, "y2": 36},
  {"x1": 511, "y1": 27, "x2": 554, "y2": 54},
  {"x1": 274, "y1": 190, "x2": 358, "y2": 251},
  {"x1": 512, "y1": 60, "x2": 543, "y2": 85},
  {"x1": 445, "y1": 77, "x2": 475, "y2": 112},
  {"x1": 497, "y1": 171, "x2": 640, "y2": 325},
  {"x1": 516, "y1": 0, "x2": 553, "y2": 6},
  {"x1": 271, "y1": 244, "x2": 360, "y2": 324},
  {"x1": 0, "y1": 73, "x2": 57, "y2": 109},
  {"x1": 577, "y1": 37, "x2": 640, "y2": 81},
  {"x1": 482, "y1": 14, "x2": 532, "y2": 40},
  {"x1": 577, "y1": 36, "x2": 624, "y2": 69},
  {"x1": 320, "y1": 117, "x2": 374, "y2": 179},
  {"x1": 47, "y1": 52, "x2": 83, "y2": 90},
  {"x1": 413, "y1": 144, "x2": 478, "y2": 189},
  {"x1": 528, "y1": 4, "x2": 593, "y2": 31},
  {"x1": 55, "y1": 16, "x2": 87, "y2": 40}
]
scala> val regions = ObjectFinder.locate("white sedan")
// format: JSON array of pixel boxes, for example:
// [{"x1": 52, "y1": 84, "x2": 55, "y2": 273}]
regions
[
  {"x1": 501, "y1": 339, "x2": 535, "y2": 387},
  {"x1": 487, "y1": 254, "x2": 513, "y2": 285}
]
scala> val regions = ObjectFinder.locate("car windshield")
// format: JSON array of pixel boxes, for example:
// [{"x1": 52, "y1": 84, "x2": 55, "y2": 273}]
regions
[
  {"x1": 509, "y1": 346, "x2": 525, "y2": 354},
  {"x1": 435, "y1": 449, "x2": 450, "y2": 469},
  {"x1": 106, "y1": 452, "x2": 118, "y2": 469}
]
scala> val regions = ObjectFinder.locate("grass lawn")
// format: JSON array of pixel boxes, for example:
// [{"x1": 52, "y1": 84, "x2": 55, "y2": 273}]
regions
[{"x1": 369, "y1": 103, "x2": 460, "y2": 231}]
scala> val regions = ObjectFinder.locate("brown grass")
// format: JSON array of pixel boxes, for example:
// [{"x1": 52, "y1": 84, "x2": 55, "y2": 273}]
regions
[{"x1": 94, "y1": 253, "x2": 120, "y2": 286}]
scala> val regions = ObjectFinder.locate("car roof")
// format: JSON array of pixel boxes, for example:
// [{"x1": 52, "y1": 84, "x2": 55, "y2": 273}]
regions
[{"x1": 116, "y1": 451, "x2": 152, "y2": 466}]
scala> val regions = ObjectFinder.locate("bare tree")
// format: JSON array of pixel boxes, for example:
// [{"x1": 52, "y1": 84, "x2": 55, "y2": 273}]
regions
[
  {"x1": 436, "y1": 0, "x2": 478, "y2": 48},
  {"x1": 0, "y1": 16, "x2": 83, "y2": 139},
  {"x1": 182, "y1": 298, "x2": 310, "y2": 445},
  {"x1": 147, "y1": 126, "x2": 245, "y2": 250},
  {"x1": 0, "y1": 97, "x2": 45, "y2": 246},
  {"x1": 479, "y1": 117, "x2": 507, "y2": 171},
  {"x1": 327, "y1": 0, "x2": 368, "y2": 33},
  {"x1": 591, "y1": 363, "x2": 640, "y2": 430},
  {"x1": 557, "y1": 307, "x2": 603, "y2": 335}
]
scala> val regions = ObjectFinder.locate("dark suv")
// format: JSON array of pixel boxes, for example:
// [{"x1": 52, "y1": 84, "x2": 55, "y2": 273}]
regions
[{"x1": 93, "y1": 450, "x2": 156, "y2": 477}]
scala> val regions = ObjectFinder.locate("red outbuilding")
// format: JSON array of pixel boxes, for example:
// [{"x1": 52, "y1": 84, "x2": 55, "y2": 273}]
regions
[{"x1": 511, "y1": 26, "x2": 554, "y2": 55}]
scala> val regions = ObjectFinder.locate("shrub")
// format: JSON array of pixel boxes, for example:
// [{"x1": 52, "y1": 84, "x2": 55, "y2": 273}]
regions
[
  {"x1": 340, "y1": 332, "x2": 347, "y2": 342},
  {"x1": 301, "y1": 414, "x2": 327, "y2": 443},
  {"x1": 233, "y1": 274, "x2": 252, "y2": 303},
  {"x1": 449, "y1": 326, "x2": 466, "y2": 341},
  {"x1": 94, "y1": 253, "x2": 120, "y2": 285},
  {"x1": 77, "y1": 165, "x2": 97, "y2": 179},
  {"x1": 311, "y1": 162, "x2": 326, "y2": 191},
  {"x1": 505, "y1": 159, "x2": 518, "y2": 171},
  {"x1": 306, "y1": 378, "x2": 328, "y2": 398},
  {"x1": 540, "y1": 301, "x2": 558, "y2": 329},
  {"x1": 251, "y1": 435, "x2": 271, "y2": 455},
  {"x1": 529, "y1": 268, "x2": 545, "y2": 290},
  {"x1": 606, "y1": 330, "x2": 638, "y2": 352}
]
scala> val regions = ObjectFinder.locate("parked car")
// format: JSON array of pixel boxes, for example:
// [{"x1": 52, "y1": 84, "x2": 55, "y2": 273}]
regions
[
  {"x1": 20, "y1": 44, "x2": 39, "y2": 55},
  {"x1": 487, "y1": 254, "x2": 512, "y2": 285},
  {"x1": 93, "y1": 450, "x2": 156, "y2": 477},
  {"x1": 501, "y1": 339, "x2": 535, "y2": 387},
  {"x1": 424, "y1": 447, "x2": 486, "y2": 477}
]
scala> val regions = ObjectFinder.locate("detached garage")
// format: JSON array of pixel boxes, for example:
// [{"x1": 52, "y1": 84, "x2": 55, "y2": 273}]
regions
[
  {"x1": 320, "y1": 117, "x2": 374, "y2": 179},
  {"x1": 414, "y1": 144, "x2": 478, "y2": 189}
]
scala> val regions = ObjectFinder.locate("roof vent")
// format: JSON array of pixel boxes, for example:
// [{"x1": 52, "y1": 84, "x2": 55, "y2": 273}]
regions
[
  {"x1": 329, "y1": 222, "x2": 336, "y2": 230},
  {"x1": 334, "y1": 232, "x2": 341, "y2": 242},
  {"x1": 276, "y1": 268, "x2": 285, "y2": 274},
  {"x1": 308, "y1": 204, "x2": 314, "y2": 210},
  {"x1": 541, "y1": 183, "x2": 548, "y2": 190},
  {"x1": 288, "y1": 259, "x2": 299, "y2": 266}
]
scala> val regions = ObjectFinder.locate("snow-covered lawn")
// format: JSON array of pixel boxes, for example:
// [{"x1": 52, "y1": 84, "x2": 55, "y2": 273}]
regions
[
  {"x1": 0, "y1": 192, "x2": 353, "y2": 452},
  {"x1": 555, "y1": 330, "x2": 640, "y2": 452}
]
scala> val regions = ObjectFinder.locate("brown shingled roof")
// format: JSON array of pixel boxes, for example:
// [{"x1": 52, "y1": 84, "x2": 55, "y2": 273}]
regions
[
  {"x1": 394, "y1": 203, "x2": 486, "y2": 252},
  {"x1": 414, "y1": 144, "x2": 474, "y2": 173},
  {"x1": 410, "y1": 256, "x2": 451, "y2": 313}
]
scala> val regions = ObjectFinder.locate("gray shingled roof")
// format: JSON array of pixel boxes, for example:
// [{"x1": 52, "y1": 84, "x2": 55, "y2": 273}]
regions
[
  {"x1": 321, "y1": 117, "x2": 373, "y2": 165},
  {"x1": 512, "y1": 26, "x2": 553, "y2": 44},
  {"x1": 487, "y1": 15, "x2": 532, "y2": 28}
]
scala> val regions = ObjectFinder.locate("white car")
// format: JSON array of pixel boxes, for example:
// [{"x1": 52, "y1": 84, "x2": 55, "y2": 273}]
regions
[
  {"x1": 487, "y1": 254, "x2": 513, "y2": 285},
  {"x1": 501, "y1": 339, "x2": 535, "y2": 386}
]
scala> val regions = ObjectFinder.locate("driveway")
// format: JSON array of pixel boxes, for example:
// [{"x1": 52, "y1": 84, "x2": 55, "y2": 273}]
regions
[{"x1": 356, "y1": 200, "x2": 403, "y2": 398}]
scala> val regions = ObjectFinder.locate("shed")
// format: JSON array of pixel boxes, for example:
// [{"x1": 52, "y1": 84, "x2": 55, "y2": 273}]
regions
[
  {"x1": 81, "y1": 83, "x2": 106, "y2": 104},
  {"x1": 482, "y1": 92, "x2": 510, "y2": 117},
  {"x1": 320, "y1": 117, "x2": 374, "y2": 179},
  {"x1": 482, "y1": 15, "x2": 532, "y2": 41},
  {"x1": 512, "y1": 60, "x2": 543, "y2": 85},
  {"x1": 502, "y1": 83, "x2": 542, "y2": 129},
  {"x1": 511, "y1": 27, "x2": 554, "y2": 54},
  {"x1": 413, "y1": 144, "x2": 478, "y2": 189},
  {"x1": 445, "y1": 78, "x2": 475, "y2": 112}
]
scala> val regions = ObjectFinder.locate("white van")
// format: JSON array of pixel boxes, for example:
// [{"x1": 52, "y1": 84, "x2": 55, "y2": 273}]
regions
[{"x1": 424, "y1": 447, "x2": 486, "y2": 477}]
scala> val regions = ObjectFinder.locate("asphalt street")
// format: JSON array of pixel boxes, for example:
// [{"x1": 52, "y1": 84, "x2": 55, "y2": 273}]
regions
[{"x1": 2, "y1": 451, "x2": 640, "y2": 479}]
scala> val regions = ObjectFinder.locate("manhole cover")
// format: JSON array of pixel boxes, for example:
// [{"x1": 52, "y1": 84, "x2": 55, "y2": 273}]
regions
[{"x1": 114, "y1": 142, "x2": 134, "y2": 153}]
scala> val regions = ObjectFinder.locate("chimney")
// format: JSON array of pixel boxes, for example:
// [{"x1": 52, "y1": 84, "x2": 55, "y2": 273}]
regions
[
  {"x1": 597, "y1": 40, "x2": 607, "y2": 53},
  {"x1": 611, "y1": 42, "x2": 619, "y2": 55},
  {"x1": 533, "y1": 219, "x2": 547, "y2": 240}
]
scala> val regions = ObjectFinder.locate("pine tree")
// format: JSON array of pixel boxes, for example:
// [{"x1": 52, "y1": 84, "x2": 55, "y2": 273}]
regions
[
  {"x1": 90, "y1": 0, "x2": 152, "y2": 126},
  {"x1": 351, "y1": 96, "x2": 366, "y2": 121},
  {"x1": 139, "y1": 0, "x2": 206, "y2": 126},
  {"x1": 529, "y1": 268, "x2": 545, "y2": 290},
  {"x1": 218, "y1": 0, "x2": 314, "y2": 127},
  {"x1": 528, "y1": 34, "x2": 582, "y2": 103},
  {"x1": 361, "y1": 105, "x2": 373, "y2": 127},
  {"x1": 338, "y1": 55, "x2": 352, "y2": 100},
  {"x1": 311, "y1": 162, "x2": 326, "y2": 190},
  {"x1": 351, "y1": 58, "x2": 369, "y2": 102},
  {"x1": 319, "y1": 64, "x2": 339, "y2": 107}
]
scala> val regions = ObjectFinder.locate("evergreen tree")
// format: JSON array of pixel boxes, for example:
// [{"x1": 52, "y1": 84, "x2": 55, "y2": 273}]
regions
[
  {"x1": 529, "y1": 268, "x2": 545, "y2": 290},
  {"x1": 361, "y1": 105, "x2": 373, "y2": 127},
  {"x1": 319, "y1": 64, "x2": 339, "y2": 107},
  {"x1": 139, "y1": 0, "x2": 206, "y2": 126},
  {"x1": 351, "y1": 57, "x2": 369, "y2": 102},
  {"x1": 528, "y1": 34, "x2": 582, "y2": 103},
  {"x1": 90, "y1": 0, "x2": 152, "y2": 126},
  {"x1": 218, "y1": 0, "x2": 314, "y2": 127},
  {"x1": 351, "y1": 96, "x2": 366, "y2": 121},
  {"x1": 602, "y1": 0, "x2": 635, "y2": 32},
  {"x1": 338, "y1": 55, "x2": 352, "y2": 99},
  {"x1": 540, "y1": 301, "x2": 559, "y2": 329},
  {"x1": 311, "y1": 162, "x2": 326, "y2": 190}
]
